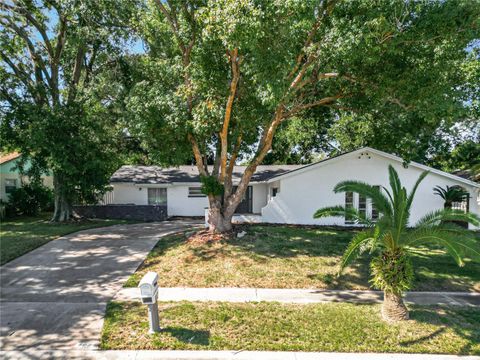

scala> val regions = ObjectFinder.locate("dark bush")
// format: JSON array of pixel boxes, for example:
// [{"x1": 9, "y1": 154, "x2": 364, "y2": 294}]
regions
[{"x1": 7, "y1": 183, "x2": 53, "y2": 216}]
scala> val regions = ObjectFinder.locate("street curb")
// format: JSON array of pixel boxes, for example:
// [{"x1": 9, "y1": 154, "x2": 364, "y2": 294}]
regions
[
  {"x1": 114, "y1": 288, "x2": 480, "y2": 307},
  {"x1": 2, "y1": 350, "x2": 479, "y2": 360}
]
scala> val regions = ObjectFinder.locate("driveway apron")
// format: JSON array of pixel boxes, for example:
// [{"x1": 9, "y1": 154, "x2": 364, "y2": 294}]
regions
[{"x1": 0, "y1": 220, "x2": 200, "y2": 351}]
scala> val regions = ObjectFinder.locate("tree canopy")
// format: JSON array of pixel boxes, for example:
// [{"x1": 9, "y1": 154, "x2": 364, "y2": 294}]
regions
[
  {"x1": 124, "y1": 0, "x2": 480, "y2": 231},
  {"x1": 0, "y1": 0, "x2": 137, "y2": 220},
  {"x1": 1, "y1": 0, "x2": 478, "y2": 227}
]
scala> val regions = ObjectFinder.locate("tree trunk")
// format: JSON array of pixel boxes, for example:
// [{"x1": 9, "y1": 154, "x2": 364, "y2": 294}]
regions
[
  {"x1": 207, "y1": 203, "x2": 234, "y2": 233},
  {"x1": 382, "y1": 291, "x2": 409, "y2": 322},
  {"x1": 51, "y1": 173, "x2": 74, "y2": 222}
]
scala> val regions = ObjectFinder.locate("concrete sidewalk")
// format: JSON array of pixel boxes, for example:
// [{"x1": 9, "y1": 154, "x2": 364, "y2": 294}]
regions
[
  {"x1": 115, "y1": 287, "x2": 480, "y2": 306},
  {"x1": 0, "y1": 220, "x2": 201, "y2": 351},
  {"x1": 2, "y1": 350, "x2": 479, "y2": 360}
]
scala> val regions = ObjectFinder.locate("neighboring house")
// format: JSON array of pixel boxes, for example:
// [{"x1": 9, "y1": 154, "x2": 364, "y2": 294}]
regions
[
  {"x1": 0, "y1": 152, "x2": 53, "y2": 202},
  {"x1": 108, "y1": 147, "x2": 480, "y2": 229}
]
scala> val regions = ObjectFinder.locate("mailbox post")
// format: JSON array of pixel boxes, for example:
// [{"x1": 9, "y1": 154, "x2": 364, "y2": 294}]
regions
[{"x1": 139, "y1": 272, "x2": 160, "y2": 333}]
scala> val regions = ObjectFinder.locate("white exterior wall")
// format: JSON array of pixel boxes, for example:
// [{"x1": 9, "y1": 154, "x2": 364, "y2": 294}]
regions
[
  {"x1": 112, "y1": 182, "x2": 268, "y2": 217},
  {"x1": 262, "y1": 151, "x2": 480, "y2": 229},
  {"x1": 112, "y1": 183, "x2": 148, "y2": 205},
  {"x1": 167, "y1": 185, "x2": 209, "y2": 216},
  {"x1": 252, "y1": 184, "x2": 268, "y2": 214}
]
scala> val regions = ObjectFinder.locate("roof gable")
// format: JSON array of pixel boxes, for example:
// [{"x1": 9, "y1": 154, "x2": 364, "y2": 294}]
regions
[
  {"x1": 266, "y1": 147, "x2": 480, "y2": 188},
  {"x1": 0, "y1": 152, "x2": 21, "y2": 165}
]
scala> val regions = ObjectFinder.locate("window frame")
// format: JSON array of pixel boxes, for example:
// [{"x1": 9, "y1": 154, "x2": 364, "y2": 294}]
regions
[
  {"x1": 345, "y1": 191, "x2": 354, "y2": 224},
  {"x1": 345, "y1": 187, "x2": 381, "y2": 224},
  {"x1": 272, "y1": 187, "x2": 279, "y2": 197},
  {"x1": 188, "y1": 186, "x2": 206, "y2": 198},
  {"x1": 370, "y1": 185, "x2": 381, "y2": 221},
  {"x1": 5, "y1": 178, "x2": 17, "y2": 194},
  {"x1": 147, "y1": 188, "x2": 167, "y2": 205}
]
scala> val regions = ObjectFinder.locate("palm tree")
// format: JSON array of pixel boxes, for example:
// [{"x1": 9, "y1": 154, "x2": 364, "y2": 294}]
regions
[
  {"x1": 313, "y1": 165, "x2": 480, "y2": 322},
  {"x1": 433, "y1": 185, "x2": 469, "y2": 209}
]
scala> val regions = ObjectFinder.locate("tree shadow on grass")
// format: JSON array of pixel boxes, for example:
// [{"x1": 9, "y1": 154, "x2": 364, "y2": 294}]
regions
[
  {"x1": 161, "y1": 326, "x2": 210, "y2": 346},
  {"x1": 399, "y1": 327, "x2": 446, "y2": 346},
  {"x1": 403, "y1": 306, "x2": 480, "y2": 355}
]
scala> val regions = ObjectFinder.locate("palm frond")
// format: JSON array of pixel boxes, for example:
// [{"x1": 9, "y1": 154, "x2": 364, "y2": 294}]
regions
[
  {"x1": 313, "y1": 205, "x2": 348, "y2": 219},
  {"x1": 404, "y1": 227, "x2": 480, "y2": 266},
  {"x1": 415, "y1": 209, "x2": 480, "y2": 228},
  {"x1": 338, "y1": 230, "x2": 376, "y2": 273},
  {"x1": 313, "y1": 205, "x2": 371, "y2": 226},
  {"x1": 383, "y1": 186, "x2": 394, "y2": 205},
  {"x1": 388, "y1": 165, "x2": 401, "y2": 202},
  {"x1": 433, "y1": 185, "x2": 447, "y2": 200},
  {"x1": 334, "y1": 180, "x2": 392, "y2": 216},
  {"x1": 406, "y1": 170, "x2": 429, "y2": 211},
  {"x1": 433, "y1": 185, "x2": 469, "y2": 204},
  {"x1": 392, "y1": 186, "x2": 409, "y2": 246}
]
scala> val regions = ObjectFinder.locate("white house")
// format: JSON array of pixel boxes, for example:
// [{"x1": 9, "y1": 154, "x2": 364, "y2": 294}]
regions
[{"x1": 108, "y1": 147, "x2": 480, "y2": 229}]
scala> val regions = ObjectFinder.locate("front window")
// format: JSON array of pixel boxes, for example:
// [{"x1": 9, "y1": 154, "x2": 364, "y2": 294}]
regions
[
  {"x1": 148, "y1": 188, "x2": 167, "y2": 205},
  {"x1": 371, "y1": 186, "x2": 380, "y2": 221},
  {"x1": 344, "y1": 188, "x2": 380, "y2": 224},
  {"x1": 345, "y1": 191, "x2": 354, "y2": 224},
  {"x1": 358, "y1": 194, "x2": 367, "y2": 219},
  {"x1": 188, "y1": 187, "x2": 206, "y2": 198},
  {"x1": 5, "y1": 179, "x2": 17, "y2": 194}
]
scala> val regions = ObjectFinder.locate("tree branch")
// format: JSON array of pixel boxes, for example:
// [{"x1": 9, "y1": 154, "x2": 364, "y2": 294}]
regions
[
  {"x1": 284, "y1": 93, "x2": 344, "y2": 118},
  {"x1": 0, "y1": 17, "x2": 53, "y2": 92},
  {"x1": 219, "y1": 48, "x2": 241, "y2": 183},
  {"x1": 7, "y1": 1, "x2": 54, "y2": 57},
  {"x1": 153, "y1": 0, "x2": 186, "y2": 53},
  {"x1": 188, "y1": 133, "x2": 208, "y2": 177},
  {"x1": 67, "y1": 43, "x2": 86, "y2": 104}
]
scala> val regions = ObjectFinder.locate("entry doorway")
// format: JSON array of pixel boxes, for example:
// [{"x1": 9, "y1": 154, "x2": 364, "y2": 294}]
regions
[{"x1": 233, "y1": 186, "x2": 253, "y2": 214}]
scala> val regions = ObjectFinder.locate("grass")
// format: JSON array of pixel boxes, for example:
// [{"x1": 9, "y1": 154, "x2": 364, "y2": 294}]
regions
[
  {"x1": 0, "y1": 212, "x2": 134, "y2": 265},
  {"x1": 124, "y1": 225, "x2": 480, "y2": 292},
  {"x1": 101, "y1": 301, "x2": 480, "y2": 354}
]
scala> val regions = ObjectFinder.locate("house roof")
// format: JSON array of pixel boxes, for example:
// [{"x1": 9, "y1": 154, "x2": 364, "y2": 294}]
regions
[
  {"x1": 0, "y1": 152, "x2": 21, "y2": 165},
  {"x1": 266, "y1": 147, "x2": 480, "y2": 188},
  {"x1": 452, "y1": 169, "x2": 479, "y2": 183},
  {"x1": 111, "y1": 147, "x2": 480, "y2": 189},
  {"x1": 110, "y1": 164, "x2": 303, "y2": 184}
]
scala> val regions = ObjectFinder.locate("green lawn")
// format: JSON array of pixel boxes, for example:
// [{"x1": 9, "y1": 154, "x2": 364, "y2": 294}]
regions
[
  {"x1": 125, "y1": 225, "x2": 480, "y2": 292},
  {"x1": 0, "y1": 213, "x2": 134, "y2": 265},
  {"x1": 101, "y1": 301, "x2": 480, "y2": 354}
]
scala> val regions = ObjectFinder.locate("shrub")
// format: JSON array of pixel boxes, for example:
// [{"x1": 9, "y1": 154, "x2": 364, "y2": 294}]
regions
[{"x1": 7, "y1": 183, "x2": 53, "y2": 216}]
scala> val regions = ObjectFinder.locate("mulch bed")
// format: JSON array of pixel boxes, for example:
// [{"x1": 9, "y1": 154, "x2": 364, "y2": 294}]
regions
[{"x1": 186, "y1": 229, "x2": 234, "y2": 244}]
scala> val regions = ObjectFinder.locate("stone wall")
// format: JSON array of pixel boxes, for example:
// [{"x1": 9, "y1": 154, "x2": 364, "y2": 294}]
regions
[{"x1": 73, "y1": 205, "x2": 168, "y2": 222}]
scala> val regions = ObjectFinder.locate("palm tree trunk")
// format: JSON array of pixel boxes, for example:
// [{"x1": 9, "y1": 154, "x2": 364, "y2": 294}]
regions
[{"x1": 382, "y1": 291, "x2": 409, "y2": 321}]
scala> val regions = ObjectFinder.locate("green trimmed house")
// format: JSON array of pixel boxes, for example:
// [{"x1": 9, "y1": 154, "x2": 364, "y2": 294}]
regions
[{"x1": 0, "y1": 152, "x2": 53, "y2": 202}]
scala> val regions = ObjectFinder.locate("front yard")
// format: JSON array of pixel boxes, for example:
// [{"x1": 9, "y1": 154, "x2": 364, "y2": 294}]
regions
[
  {"x1": 0, "y1": 213, "x2": 133, "y2": 265},
  {"x1": 125, "y1": 225, "x2": 480, "y2": 292},
  {"x1": 101, "y1": 301, "x2": 480, "y2": 354}
]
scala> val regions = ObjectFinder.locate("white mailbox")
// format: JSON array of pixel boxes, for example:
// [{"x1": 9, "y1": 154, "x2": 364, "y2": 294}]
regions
[{"x1": 139, "y1": 272, "x2": 158, "y2": 304}]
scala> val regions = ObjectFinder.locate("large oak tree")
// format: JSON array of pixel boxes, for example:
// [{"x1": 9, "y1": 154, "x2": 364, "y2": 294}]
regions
[
  {"x1": 0, "y1": 0, "x2": 137, "y2": 221},
  {"x1": 127, "y1": 0, "x2": 479, "y2": 233}
]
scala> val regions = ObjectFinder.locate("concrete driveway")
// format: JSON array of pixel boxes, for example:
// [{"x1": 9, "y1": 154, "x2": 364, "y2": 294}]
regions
[{"x1": 0, "y1": 220, "x2": 200, "y2": 351}]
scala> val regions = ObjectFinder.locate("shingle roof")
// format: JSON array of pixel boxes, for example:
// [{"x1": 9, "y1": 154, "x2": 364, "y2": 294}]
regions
[
  {"x1": 451, "y1": 169, "x2": 479, "y2": 183},
  {"x1": 0, "y1": 152, "x2": 21, "y2": 165},
  {"x1": 110, "y1": 164, "x2": 303, "y2": 184}
]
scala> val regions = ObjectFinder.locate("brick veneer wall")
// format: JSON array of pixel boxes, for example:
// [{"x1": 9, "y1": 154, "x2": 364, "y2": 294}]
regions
[{"x1": 73, "y1": 205, "x2": 167, "y2": 222}]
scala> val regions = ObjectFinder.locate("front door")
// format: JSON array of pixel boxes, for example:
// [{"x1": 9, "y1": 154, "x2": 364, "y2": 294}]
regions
[{"x1": 234, "y1": 186, "x2": 253, "y2": 214}]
